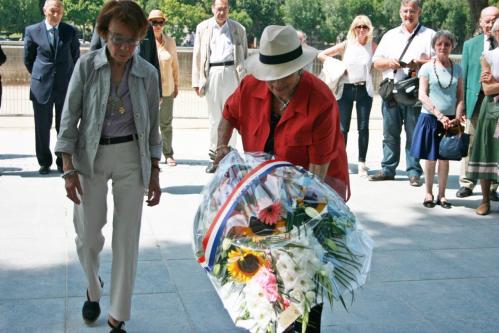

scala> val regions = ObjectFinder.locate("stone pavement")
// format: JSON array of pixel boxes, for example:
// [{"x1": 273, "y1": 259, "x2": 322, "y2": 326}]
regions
[{"x1": 0, "y1": 97, "x2": 498, "y2": 333}]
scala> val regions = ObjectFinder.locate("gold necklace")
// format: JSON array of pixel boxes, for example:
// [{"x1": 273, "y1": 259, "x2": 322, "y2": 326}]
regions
[{"x1": 108, "y1": 86, "x2": 127, "y2": 115}]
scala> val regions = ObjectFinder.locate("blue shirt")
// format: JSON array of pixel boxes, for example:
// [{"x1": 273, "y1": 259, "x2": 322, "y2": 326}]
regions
[{"x1": 418, "y1": 60, "x2": 462, "y2": 116}]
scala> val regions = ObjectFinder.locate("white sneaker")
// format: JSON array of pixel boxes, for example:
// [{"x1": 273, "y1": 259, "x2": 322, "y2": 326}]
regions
[{"x1": 358, "y1": 163, "x2": 369, "y2": 177}]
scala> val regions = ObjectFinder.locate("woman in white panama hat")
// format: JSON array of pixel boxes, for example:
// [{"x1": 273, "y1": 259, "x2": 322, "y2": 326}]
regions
[
  {"x1": 214, "y1": 25, "x2": 349, "y2": 203},
  {"x1": 214, "y1": 26, "x2": 350, "y2": 331}
]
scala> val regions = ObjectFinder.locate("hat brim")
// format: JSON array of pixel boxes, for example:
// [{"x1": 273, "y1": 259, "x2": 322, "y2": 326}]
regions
[{"x1": 246, "y1": 45, "x2": 318, "y2": 81}]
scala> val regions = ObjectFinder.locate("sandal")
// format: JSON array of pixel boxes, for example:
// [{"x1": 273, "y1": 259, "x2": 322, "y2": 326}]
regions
[
  {"x1": 166, "y1": 157, "x2": 177, "y2": 167},
  {"x1": 423, "y1": 195, "x2": 435, "y2": 208},
  {"x1": 108, "y1": 319, "x2": 127, "y2": 333},
  {"x1": 82, "y1": 276, "x2": 104, "y2": 324},
  {"x1": 436, "y1": 197, "x2": 452, "y2": 209}
]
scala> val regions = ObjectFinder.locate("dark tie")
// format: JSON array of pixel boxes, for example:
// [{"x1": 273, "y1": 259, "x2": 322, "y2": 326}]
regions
[
  {"x1": 50, "y1": 28, "x2": 57, "y2": 50},
  {"x1": 489, "y1": 36, "x2": 496, "y2": 50}
]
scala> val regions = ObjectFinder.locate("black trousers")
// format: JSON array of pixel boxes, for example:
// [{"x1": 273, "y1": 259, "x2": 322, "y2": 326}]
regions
[{"x1": 32, "y1": 99, "x2": 63, "y2": 168}]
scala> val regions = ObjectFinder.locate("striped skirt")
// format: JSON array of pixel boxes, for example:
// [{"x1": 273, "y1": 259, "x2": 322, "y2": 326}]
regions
[{"x1": 466, "y1": 96, "x2": 499, "y2": 182}]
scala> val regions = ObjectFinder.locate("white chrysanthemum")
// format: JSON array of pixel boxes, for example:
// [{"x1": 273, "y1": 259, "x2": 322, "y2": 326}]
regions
[
  {"x1": 291, "y1": 274, "x2": 314, "y2": 293},
  {"x1": 305, "y1": 291, "x2": 316, "y2": 303}
]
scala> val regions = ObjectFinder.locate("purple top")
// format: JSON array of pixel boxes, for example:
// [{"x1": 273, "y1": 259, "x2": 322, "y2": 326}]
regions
[{"x1": 101, "y1": 60, "x2": 137, "y2": 137}]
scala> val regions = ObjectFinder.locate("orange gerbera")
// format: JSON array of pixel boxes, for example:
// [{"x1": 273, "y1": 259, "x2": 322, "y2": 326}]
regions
[{"x1": 227, "y1": 248, "x2": 265, "y2": 283}]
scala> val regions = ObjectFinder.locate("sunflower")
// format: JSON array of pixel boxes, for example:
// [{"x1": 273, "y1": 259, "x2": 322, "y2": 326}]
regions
[{"x1": 227, "y1": 248, "x2": 265, "y2": 283}]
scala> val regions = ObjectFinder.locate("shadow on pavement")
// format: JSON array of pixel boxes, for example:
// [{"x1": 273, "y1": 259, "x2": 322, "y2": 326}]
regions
[{"x1": 162, "y1": 185, "x2": 204, "y2": 195}]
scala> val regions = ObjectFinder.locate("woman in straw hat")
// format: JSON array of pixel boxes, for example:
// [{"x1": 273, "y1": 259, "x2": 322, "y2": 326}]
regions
[
  {"x1": 214, "y1": 25, "x2": 349, "y2": 204},
  {"x1": 214, "y1": 23, "x2": 349, "y2": 332},
  {"x1": 215, "y1": 25, "x2": 350, "y2": 331},
  {"x1": 148, "y1": 9, "x2": 179, "y2": 167}
]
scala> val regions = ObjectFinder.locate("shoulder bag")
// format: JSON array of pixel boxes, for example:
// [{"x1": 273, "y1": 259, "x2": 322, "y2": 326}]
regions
[{"x1": 379, "y1": 24, "x2": 422, "y2": 106}]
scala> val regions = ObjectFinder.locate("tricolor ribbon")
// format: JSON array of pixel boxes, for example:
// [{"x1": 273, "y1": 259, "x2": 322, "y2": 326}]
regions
[{"x1": 198, "y1": 159, "x2": 302, "y2": 271}]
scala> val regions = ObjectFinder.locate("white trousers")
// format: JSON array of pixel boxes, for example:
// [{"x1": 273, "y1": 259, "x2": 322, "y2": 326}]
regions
[
  {"x1": 205, "y1": 65, "x2": 239, "y2": 153},
  {"x1": 73, "y1": 140, "x2": 145, "y2": 321}
]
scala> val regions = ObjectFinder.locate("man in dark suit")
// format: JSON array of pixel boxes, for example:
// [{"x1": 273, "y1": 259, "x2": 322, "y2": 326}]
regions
[
  {"x1": 457, "y1": 6, "x2": 499, "y2": 200},
  {"x1": 24, "y1": 0, "x2": 80, "y2": 174}
]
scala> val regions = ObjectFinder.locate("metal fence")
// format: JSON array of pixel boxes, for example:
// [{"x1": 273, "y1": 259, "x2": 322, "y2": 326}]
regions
[{"x1": 0, "y1": 42, "x2": 461, "y2": 117}]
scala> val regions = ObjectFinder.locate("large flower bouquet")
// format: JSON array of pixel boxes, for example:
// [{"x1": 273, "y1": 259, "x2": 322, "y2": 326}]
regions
[{"x1": 193, "y1": 151, "x2": 373, "y2": 333}]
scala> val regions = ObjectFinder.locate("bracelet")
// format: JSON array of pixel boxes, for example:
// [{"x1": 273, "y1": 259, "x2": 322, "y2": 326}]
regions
[
  {"x1": 151, "y1": 165, "x2": 161, "y2": 172},
  {"x1": 61, "y1": 169, "x2": 78, "y2": 179}
]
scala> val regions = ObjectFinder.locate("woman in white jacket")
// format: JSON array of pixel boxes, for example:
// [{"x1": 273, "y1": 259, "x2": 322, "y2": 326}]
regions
[{"x1": 318, "y1": 15, "x2": 376, "y2": 177}]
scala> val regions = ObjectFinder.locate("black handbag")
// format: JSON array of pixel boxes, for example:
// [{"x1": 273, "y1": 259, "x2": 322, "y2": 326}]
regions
[
  {"x1": 438, "y1": 126, "x2": 470, "y2": 161},
  {"x1": 393, "y1": 77, "x2": 421, "y2": 107},
  {"x1": 379, "y1": 24, "x2": 422, "y2": 106}
]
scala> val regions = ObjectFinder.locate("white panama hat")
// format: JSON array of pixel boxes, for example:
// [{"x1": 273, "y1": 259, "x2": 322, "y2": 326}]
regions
[{"x1": 246, "y1": 25, "x2": 318, "y2": 81}]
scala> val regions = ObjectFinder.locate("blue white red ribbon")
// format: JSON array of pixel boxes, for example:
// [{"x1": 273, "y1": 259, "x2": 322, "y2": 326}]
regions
[{"x1": 198, "y1": 159, "x2": 300, "y2": 271}]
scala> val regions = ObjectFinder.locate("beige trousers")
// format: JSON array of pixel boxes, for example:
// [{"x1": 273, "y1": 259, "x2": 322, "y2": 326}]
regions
[
  {"x1": 159, "y1": 95, "x2": 174, "y2": 159},
  {"x1": 205, "y1": 65, "x2": 239, "y2": 153},
  {"x1": 73, "y1": 140, "x2": 145, "y2": 321}
]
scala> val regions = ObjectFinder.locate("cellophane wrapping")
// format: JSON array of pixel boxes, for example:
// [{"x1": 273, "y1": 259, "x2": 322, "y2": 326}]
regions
[{"x1": 193, "y1": 151, "x2": 373, "y2": 333}]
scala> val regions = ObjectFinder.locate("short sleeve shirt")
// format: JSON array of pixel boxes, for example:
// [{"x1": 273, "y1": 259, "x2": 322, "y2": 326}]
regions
[
  {"x1": 418, "y1": 61, "x2": 462, "y2": 116},
  {"x1": 373, "y1": 24, "x2": 436, "y2": 82}
]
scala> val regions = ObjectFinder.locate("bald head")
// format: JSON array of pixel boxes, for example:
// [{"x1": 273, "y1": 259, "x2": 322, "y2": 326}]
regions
[{"x1": 480, "y1": 6, "x2": 499, "y2": 36}]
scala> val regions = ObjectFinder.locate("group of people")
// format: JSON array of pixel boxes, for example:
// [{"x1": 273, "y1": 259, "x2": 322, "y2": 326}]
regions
[
  {"x1": 17, "y1": 0, "x2": 498, "y2": 332},
  {"x1": 318, "y1": 1, "x2": 498, "y2": 216}
]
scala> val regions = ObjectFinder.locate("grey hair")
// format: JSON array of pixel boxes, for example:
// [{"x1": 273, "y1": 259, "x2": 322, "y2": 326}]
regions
[
  {"x1": 493, "y1": 18, "x2": 499, "y2": 33},
  {"x1": 401, "y1": 0, "x2": 422, "y2": 9},
  {"x1": 44, "y1": 0, "x2": 63, "y2": 9},
  {"x1": 431, "y1": 30, "x2": 457, "y2": 49}
]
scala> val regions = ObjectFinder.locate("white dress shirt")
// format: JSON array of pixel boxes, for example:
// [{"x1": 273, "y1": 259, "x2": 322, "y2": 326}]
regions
[
  {"x1": 373, "y1": 24, "x2": 435, "y2": 82},
  {"x1": 209, "y1": 19, "x2": 234, "y2": 63}
]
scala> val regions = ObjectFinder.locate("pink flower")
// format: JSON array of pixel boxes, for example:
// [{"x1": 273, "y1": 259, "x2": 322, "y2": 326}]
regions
[
  {"x1": 258, "y1": 202, "x2": 282, "y2": 225},
  {"x1": 255, "y1": 268, "x2": 280, "y2": 303}
]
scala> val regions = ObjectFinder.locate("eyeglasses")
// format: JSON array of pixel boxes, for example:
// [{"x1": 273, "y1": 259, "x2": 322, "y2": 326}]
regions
[
  {"x1": 108, "y1": 31, "x2": 140, "y2": 47},
  {"x1": 150, "y1": 20, "x2": 165, "y2": 27},
  {"x1": 355, "y1": 25, "x2": 370, "y2": 30}
]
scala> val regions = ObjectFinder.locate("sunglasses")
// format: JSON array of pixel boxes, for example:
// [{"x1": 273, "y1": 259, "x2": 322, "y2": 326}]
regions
[
  {"x1": 151, "y1": 20, "x2": 165, "y2": 27},
  {"x1": 355, "y1": 25, "x2": 370, "y2": 30},
  {"x1": 108, "y1": 31, "x2": 140, "y2": 47}
]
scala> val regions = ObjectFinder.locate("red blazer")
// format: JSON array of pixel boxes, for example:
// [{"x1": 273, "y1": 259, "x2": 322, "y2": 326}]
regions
[{"x1": 223, "y1": 72, "x2": 350, "y2": 201}]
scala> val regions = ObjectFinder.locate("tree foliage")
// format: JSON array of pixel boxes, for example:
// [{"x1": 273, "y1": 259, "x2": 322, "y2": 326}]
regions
[
  {"x1": 0, "y1": 0, "x2": 497, "y2": 49},
  {"x1": 0, "y1": 0, "x2": 40, "y2": 38}
]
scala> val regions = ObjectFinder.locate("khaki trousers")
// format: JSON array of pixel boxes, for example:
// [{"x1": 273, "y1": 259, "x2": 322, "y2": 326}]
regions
[
  {"x1": 205, "y1": 65, "x2": 239, "y2": 153},
  {"x1": 159, "y1": 95, "x2": 174, "y2": 159},
  {"x1": 73, "y1": 140, "x2": 145, "y2": 321}
]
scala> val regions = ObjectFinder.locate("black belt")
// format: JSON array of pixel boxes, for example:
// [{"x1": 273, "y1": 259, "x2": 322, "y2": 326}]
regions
[
  {"x1": 210, "y1": 61, "x2": 234, "y2": 67},
  {"x1": 99, "y1": 134, "x2": 138, "y2": 145}
]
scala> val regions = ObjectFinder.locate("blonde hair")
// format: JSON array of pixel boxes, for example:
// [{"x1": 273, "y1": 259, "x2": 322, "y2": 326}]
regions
[{"x1": 346, "y1": 15, "x2": 374, "y2": 44}]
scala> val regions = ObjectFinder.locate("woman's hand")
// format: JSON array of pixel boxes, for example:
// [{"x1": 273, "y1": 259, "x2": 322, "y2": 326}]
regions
[
  {"x1": 65, "y1": 173, "x2": 82, "y2": 205},
  {"x1": 62, "y1": 153, "x2": 82, "y2": 204},
  {"x1": 439, "y1": 115, "x2": 452, "y2": 129},
  {"x1": 146, "y1": 167, "x2": 161, "y2": 206},
  {"x1": 213, "y1": 146, "x2": 231, "y2": 167}
]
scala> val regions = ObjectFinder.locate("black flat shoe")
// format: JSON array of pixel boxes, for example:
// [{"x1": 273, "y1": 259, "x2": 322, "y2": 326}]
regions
[
  {"x1": 108, "y1": 319, "x2": 127, "y2": 333},
  {"x1": 82, "y1": 277, "x2": 104, "y2": 324},
  {"x1": 423, "y1": 194, "x2": 435, "y2": 208},
  {"x1": 456, "y1": 186, "x2": 472, "y2": 198},
  {"x1": 436, "y1": 197, "x2": 452, "y2": 209}
]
